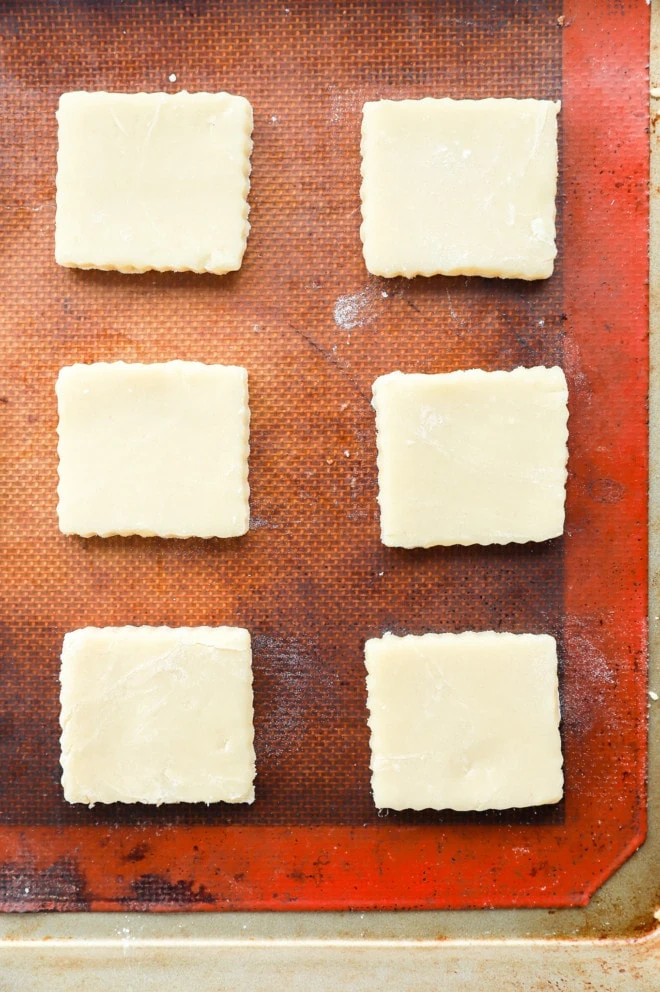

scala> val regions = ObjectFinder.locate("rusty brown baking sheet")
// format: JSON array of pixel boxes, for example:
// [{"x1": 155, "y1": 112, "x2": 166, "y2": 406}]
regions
[{"x1": 0, "y1": 0, "x2": 649, "y2": 911}]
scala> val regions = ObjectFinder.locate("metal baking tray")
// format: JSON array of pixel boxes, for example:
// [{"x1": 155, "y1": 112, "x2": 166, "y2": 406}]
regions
[{"x1": 0, "y1": 0, "x2": 656, "y2": 985}]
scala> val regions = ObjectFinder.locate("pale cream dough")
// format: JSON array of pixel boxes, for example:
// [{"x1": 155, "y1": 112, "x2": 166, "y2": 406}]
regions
[
  {"x1": 56, "y1": 361, "x2": 250, "y2": 539},
  {"x1": 360, "y1": 97, "x2": 560, "y2": 280},
  {"x1": 60, "y1": 625, "x2": 256, "y2": 806},
  {"x1": 372, "y1": 366, "x2": 569, "y2": 547},
  {"x1": 365, "y1": 631, "x2": 563, "y2": 812},
  {"x1": 55, "y1": 90, "x2": 253, "y2": 273}
]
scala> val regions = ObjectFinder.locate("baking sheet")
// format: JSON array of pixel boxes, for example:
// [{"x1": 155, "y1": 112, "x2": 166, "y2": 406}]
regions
[{"x1": 0, "y1": 0, "x2": 648, "y2": 911}]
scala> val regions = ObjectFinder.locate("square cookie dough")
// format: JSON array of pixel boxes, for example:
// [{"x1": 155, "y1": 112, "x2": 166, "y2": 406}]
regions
[
  {"x1": 56, "y1": 360, "x2": 250, "y2": 538},
  {"x1": 365, "y1": 631, "x2": 563, "y2": 811},
  {"x1": 360, "y1": 97, "x2": 560, "y2": 279},
  {"x1": 372, "y1": 366, "x2": 568, "y2": 547},
  {"x1": 55, "y1": 90, "x2": 253, "y2": 273},
  {"x1": 60, "y1": 625, "x2": 256, "y2": 805}
]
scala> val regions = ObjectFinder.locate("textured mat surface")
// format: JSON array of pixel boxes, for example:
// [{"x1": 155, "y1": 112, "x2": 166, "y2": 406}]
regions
[{"x1": 0, "y1": 0, "x2": 648, "y2": 910}]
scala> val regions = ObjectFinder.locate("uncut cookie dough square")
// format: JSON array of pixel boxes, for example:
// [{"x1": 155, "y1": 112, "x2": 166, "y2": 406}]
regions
[
  {"x1": 56, "y1": 361, "x2": 250, "y2": 538},
  {"x1": 360, "y1": 97, "x2": 560, "y2": 280},
  {"x1": 365, "y1": 631, "x2": 563, "y2": 811},
  {"x1": 372, "y1": 366, "x2": 568, "y2": 547},
  {"x1": 55, "y1": 90, "x2": 253, "y2": 273},
  {"x1": 60, "y1": 626, "x2": 256, "y2": 805}
]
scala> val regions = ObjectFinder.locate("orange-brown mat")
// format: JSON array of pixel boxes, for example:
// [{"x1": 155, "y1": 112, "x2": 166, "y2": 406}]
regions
[{"x1": 0, "y1": 0, "x2": 648, "y2": 910}]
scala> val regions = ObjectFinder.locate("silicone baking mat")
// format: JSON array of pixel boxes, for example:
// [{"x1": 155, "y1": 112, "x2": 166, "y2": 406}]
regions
[{"x1": 0, "y1": 0, "x2": 648, "y2": 911}]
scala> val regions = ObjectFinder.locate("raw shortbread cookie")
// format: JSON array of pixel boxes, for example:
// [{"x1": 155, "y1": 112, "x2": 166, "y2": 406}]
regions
[
  {"x1": 60, "y1": 625, "x2": 256, "y2": 806},
  {"x1": 360, "y1": 97, "x2": 560, "y2": 279},
  {"x1": 365, "y1": 631, "x2": 563, "y2": 811},
  {"x1": 372, "y1": 366, "x2": 568, "y2": 547},
  {"x1": 55, "y1": 90, "x2": 253, "y2": 273},
  {"x1": 56, "y1": 360, "x2": 250, "y2": 538}
]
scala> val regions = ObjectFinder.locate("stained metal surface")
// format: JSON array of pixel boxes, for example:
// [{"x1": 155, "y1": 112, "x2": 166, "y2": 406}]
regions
[{"x1": 0, "y1": 0, "x2": 650, "y2": 923}]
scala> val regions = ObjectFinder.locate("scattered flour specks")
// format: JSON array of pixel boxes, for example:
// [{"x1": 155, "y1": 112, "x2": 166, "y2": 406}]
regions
[
  {"x1": 333, "y1": 286, "x2": 381, "y2": 330},
  {"x1": 250, "y1": 515, "x2": 275, "y2": 530},
  {"x1": 327, "y1": 87, "x2": 362, "y2": 125},
  {"x1": 330, "y1": 93, "x2": 343, "y2": 123}
]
